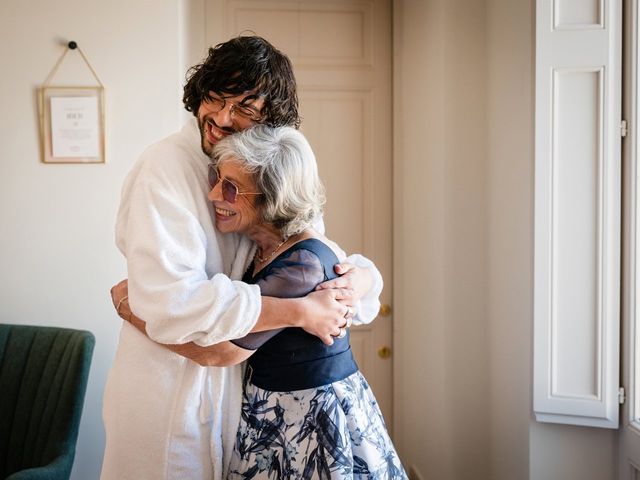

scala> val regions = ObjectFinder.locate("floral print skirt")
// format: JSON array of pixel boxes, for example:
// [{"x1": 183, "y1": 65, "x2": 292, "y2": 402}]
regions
[{"x1": 227, "y1": 371, "x2": 407, "y2": 479}]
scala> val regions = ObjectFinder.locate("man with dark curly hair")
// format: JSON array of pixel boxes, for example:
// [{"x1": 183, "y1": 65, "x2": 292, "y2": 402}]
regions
[{"x1": 101, "y1": 36, "x2": 382, "y2": 480}]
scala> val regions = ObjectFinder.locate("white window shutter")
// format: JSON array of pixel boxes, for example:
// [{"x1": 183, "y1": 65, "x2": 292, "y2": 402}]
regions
[{"x1": 534, "y1": 0, "x2": 622, "y2": 428}]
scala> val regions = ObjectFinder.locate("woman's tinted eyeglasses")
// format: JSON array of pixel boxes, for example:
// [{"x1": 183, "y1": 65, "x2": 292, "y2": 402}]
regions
[{"x1": 208, "y1": 164, "x2": 262, "y2": 204}]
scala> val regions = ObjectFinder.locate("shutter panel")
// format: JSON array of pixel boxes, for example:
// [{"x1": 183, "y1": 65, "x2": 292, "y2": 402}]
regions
[{"x1": 534, "y1": 0, "x2": 622, "y2": 428}]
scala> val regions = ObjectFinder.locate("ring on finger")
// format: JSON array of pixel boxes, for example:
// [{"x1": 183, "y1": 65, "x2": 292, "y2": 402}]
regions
[{"x1": 337, "y1": 327, "x2": 347, "y2": 339}]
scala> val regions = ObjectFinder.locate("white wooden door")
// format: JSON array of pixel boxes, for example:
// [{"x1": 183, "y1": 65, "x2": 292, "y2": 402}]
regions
[{"x1": 205, "y1": 0, "x2": 394, "y2": 427}]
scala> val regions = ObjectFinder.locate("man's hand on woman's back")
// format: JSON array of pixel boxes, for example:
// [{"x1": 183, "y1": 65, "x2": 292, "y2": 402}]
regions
[{"x1": 315, "y1": 263, "x2": 373, "y2": 304}]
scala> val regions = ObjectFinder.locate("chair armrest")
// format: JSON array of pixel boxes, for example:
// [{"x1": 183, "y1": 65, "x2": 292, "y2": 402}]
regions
[{"x1": 5, "y1": 454, "x2": 72, "y2": 480}]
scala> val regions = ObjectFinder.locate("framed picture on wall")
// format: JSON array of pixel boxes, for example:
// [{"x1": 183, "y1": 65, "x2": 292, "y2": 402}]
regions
[{"x1": 38, "y1": 86, "x2": 105, "y2": 164}]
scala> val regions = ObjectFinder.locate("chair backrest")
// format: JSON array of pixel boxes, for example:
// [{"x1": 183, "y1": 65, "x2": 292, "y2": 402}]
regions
[{"x1": 0, "y1": 324, "x2": 95, "y2": 479}]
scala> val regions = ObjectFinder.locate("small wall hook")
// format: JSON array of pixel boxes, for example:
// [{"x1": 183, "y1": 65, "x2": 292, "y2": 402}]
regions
[{"x1": 68, "y1": 41, "x2": 77, "y2": 50}]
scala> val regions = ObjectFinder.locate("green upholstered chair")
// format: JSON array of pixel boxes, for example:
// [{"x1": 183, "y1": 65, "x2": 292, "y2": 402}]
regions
[{"x1": 0, "y1": 324, "x2": 95, "y2": 480}]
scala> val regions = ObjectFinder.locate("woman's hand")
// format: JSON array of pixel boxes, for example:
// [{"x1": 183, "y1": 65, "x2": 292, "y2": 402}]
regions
[
  {"x1": 110, "y1": 279, "x2": 131, "y2": 321},
  {"x1": 297, "y1": 289, "x2": 356, "y2": 346},
  {"x1": 315, "y1": 263, "x2": 373, "y2": 304}
]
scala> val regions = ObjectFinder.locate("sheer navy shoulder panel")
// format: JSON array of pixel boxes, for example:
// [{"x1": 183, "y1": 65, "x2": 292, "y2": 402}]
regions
[{"x1": 230, "y1": 245, "x2": 328, "y2": 350}]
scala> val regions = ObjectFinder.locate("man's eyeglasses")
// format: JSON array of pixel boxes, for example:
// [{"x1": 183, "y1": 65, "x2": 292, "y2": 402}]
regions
[
  {"x1": 207, "y1": 94, "x2": 263, "y2": 123},
  {"x1": 208, "y1": 164, "x2": 262, "y2": 204}
]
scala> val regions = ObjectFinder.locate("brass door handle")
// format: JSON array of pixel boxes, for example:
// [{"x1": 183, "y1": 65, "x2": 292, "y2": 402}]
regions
[
  {"x1": 379, "y1": 304, "x2": 392, "y2": 317},
  {"x1": 378, "y1": 346, "x2": 392, "y2": 359}
]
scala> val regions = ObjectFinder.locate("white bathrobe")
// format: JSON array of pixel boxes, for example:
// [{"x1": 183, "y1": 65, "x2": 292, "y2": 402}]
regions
[{"x1": 101, "y1": 119, "x2": 382, "y2": 480}]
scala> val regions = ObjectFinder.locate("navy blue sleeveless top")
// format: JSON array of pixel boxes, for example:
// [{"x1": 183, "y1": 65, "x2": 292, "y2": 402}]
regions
[{"x1": 240, "y1": 238, "x2": 359, "y2": 392}]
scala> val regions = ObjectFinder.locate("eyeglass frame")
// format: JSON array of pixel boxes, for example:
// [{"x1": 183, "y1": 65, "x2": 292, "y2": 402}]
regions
[
  {"x1": 205, "y1": 92, "x2": 264, "y2": 123},
  {"x1": 208, "y1": 164, "x2": 263, "y2": 204}
]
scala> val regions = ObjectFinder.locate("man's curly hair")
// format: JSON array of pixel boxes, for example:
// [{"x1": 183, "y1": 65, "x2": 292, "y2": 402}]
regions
[{"x1": 183, "y1": 36, "x2": 300, "y2": 128}]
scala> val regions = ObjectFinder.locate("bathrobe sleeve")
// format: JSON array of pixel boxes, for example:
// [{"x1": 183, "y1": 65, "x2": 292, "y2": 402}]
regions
[
  {"x1": 342, "y1": 253, "x2": 383, "y2": 326},
  {"x1": 311, "y1": 220, "x2": 383, "y2": 326},
  {"x1": 116, "y1": 139, "x2": 261, "y2": 347}
]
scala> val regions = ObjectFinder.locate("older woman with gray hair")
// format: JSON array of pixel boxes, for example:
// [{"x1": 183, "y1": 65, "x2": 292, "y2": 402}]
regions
[{"x1": 120, "y1": 125, "x2": 407, "y2": 479}]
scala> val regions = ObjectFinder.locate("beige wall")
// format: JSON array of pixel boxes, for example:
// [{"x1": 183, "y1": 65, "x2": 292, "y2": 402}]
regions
[
  {"x1": 486, "y1": 0, "x2": 532, "y2": 477},
  {"x1": 394, "y1": 0, "x2": 618, "y2": 479},
  {"x1": 0, "y1": 1, "x2": 187, "y2": 478},
  {"x1": 393, "y1": 0, "x2": 490, "y2": 477}
]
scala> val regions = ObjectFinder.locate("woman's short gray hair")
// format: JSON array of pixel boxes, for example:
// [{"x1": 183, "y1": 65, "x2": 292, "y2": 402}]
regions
[{"x1": 212, "y1": 125, "x2": 325, "y2": 238}]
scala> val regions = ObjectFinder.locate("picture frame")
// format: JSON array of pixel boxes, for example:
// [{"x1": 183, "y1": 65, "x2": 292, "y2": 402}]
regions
[{"x1": 38, "y1": 86, "x2": 105, "y2": 164}]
